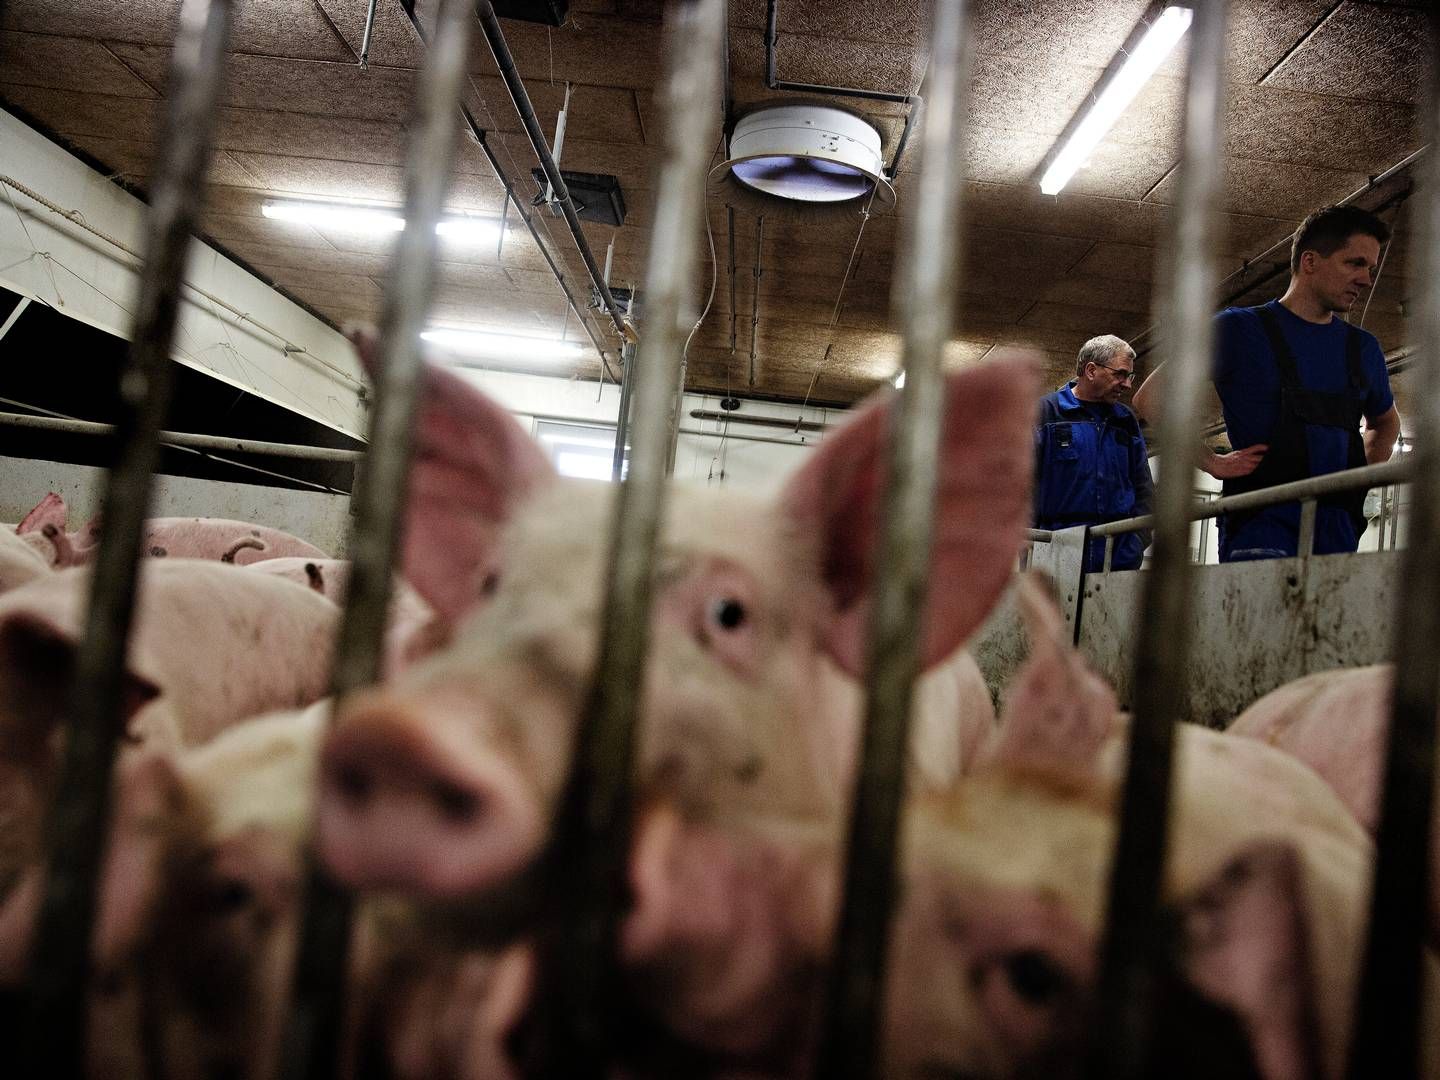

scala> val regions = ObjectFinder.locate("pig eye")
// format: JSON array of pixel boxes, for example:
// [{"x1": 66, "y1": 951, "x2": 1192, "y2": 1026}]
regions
[
  {"x1": 1002, "y1": 949, "x2": 1071, "y2": 1006},
  {"x1": 708, "y1": 597, "x2": 748, "y2": 631}
]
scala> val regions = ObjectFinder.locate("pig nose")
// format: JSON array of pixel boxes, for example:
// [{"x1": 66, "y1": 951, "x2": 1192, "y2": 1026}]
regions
[{"x1": 315, "y1": 694, "x2": 543, "y2": 899}]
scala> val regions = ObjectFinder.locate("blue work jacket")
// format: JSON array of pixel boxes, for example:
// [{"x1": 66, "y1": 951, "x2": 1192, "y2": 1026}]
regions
[{"x1": 1033, "y1": 382, "x2": 1154, "y2": 572}]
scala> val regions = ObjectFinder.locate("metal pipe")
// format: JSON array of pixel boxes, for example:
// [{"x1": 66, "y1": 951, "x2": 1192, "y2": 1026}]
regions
[
  {"x1": 525, "y1": 2, "x2": 724, "y2": 1073},
  {"x1": 814, "y1": 0, "x2": 974, "y2": 1076},
  {"x1": 20, "y1": 2, "x2": 236, "y2": 1074},
  {"x1": 750, "y1": 216, "x2": 763, "y2": 386},
  {"x1": 1087, "y1": 3, "x2": 1228, "y2": 1077},
  {"x1": 1089, "y1": 455, "x2": 1413, "y2": 537},
  {"x1": 727, "y1": 204, "x2": 738, "y2": 354},
  {"x1": 0, "y1": 410, "x2": 362, "y2": 461},
  {"x1": 359, "y1": 0, "x2": 379, "y2": 67},
  {"x1": 0, "y1": 295, "x2": 30, "y2": 342},
  {"x1": 474, "y1": 1, "x2": 631, "y2": 341},
  {"x1": 688, "y1": 408, "x2": 828, "y2": 431},
  {"x1": 282, "y1": 1, "x2": 475, "y2": 1077},
  {"x1": 1297, "y1": 498, "x2": 1317, "y2": 556},
  {"x1": 1027, "y1": 528, "x2": 1055, "y2": 542},
  {"x1": 611, "y1": 341, "x2": 636, "y2": 481},
  {"x1": 886, "y1": 96, "x2": 922, "y2": 177},
  {"x1": 1346, "y1": 24, "x2": 1440, "y2": 1075}
]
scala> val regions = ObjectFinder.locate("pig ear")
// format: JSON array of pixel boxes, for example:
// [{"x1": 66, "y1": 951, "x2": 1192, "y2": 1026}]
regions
[
  {"x1": 780, "y1": 350, "x2": 1039, "y2": 676},
  {"x1": 16, "y1": 493, "x2": 66, "y2": 536},
  {"x1": 1173, "y1": 841, "x2": 1322, "y2": 1080},
  {"x1": 978, "y1": 574, "x2": 1116, "y2": 773},
  {"x1": 349, "y1": 328, "x2": 556, "y2": 625},
  {"x1": 0, "y1": 614, "x2": 161, "y2": 754}
]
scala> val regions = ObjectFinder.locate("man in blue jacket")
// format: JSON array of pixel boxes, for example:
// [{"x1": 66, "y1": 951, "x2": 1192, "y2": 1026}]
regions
[{"x1": 1034, "y1": 335, "x2": 1154, "y2": 572}]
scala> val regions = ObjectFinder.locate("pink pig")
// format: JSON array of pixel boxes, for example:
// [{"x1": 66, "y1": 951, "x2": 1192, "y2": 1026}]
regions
[
  {"x1": 79, "y1": 515, "x2": 331, "y2": 565},
  {"x1": 313, "y1": 341, "x2": 1038, "y2": 902}
]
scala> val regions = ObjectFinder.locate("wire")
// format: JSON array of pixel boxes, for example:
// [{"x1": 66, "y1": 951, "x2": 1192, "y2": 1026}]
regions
[
  {"x1": 683, "y1": 187, "x2": 721, "y2": 361},
  {"x1": 1357, "y1": 231, "x2": 1394, "y2": 330}
]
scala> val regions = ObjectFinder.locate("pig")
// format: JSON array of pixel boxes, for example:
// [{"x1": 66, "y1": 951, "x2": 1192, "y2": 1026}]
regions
[
  {"x1": 0, "y1": 703, "x2": 533, "y2": 1080},
  {"x1": 14, "y1": 492, "x2": 87, "y2": 569},
  {"x1": 0, "y1": 527, "x2": 51, "y2": 595},
  {"x1": 78, "y1": 515, "x2": 331, "y2": 565},
  {"x1": 245, "y1": 557, "x2": 449, "y2": 676},
  {"x1": 0, "y1": 560, "x2": 337, "y2": 892},
  {"x1": 1226, "y1": 662, "x2": 1440, "y2": 945},
  {"x1": 617, "y1": 578, "x2": 1402, "y2": 1079},
  {"x1": 314, "y1": 340, "x2": 1037, "y2": 901}
]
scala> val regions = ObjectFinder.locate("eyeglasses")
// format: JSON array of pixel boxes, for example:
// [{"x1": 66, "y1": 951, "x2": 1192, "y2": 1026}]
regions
[{"x1": 1094, "y1": 363, "x2": 1136, "y2": 383}]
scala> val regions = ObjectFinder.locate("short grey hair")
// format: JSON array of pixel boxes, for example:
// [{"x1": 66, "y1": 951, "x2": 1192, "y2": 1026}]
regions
[{"x1": 1075, "y1": 334, "x2": 1136, "y2": 378}]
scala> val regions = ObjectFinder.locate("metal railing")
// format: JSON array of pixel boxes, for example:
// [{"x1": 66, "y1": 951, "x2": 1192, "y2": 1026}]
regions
[{"x1": 5, "y1": 2, "x2": 1438, "y2": 1080}]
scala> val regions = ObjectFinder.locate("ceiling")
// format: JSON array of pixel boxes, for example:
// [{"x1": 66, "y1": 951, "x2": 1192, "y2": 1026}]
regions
[{"x1": 0, "y1": 0, "x2": 1427, "y2": 419}]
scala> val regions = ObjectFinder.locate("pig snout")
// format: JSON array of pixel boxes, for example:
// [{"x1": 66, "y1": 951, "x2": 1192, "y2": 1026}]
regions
[{"x1": 316, "y1": 695, "x2": 543, "y2": 899}]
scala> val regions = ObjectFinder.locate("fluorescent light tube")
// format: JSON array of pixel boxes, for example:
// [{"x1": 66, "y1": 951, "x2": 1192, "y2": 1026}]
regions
[
  {"x1": 421, "y1": 327, "x2": 585, "y2": 362},
  {"x1": 262, "y1": 200, "x2": 503, "y2": 245},
  {"x1": 1039, "y1": 5, "x2": 1193, "y2": 196}
]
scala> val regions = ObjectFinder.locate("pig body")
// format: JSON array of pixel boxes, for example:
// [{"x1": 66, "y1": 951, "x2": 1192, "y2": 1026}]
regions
[
  {"x1": 1226, "y1": 663, "x2": 1440, "y2": 943},
  {"x1": 82, "y1": 516, "x2": 331, "y2": 565},
  {"x1": 0, "y1": 527, "x2": 50, "y2": 595},
  {"x1": 316, "y1": 345, "x2": 1036, "y2": 901},
  {"x1": 245, "y1": 557, "x2": 447, "y2": 676},
  {"x1": 0, "y1": 561, "x2": 337, "y2": 888}
]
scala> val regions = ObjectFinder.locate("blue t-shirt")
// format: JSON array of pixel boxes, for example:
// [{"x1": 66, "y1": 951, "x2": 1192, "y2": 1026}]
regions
[{"x1": 1213, "y1": 301, "x2": 1393, "y2": 558}]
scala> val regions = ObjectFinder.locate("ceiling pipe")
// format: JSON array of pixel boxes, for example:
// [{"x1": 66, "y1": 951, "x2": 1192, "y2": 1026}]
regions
[
  {"x1": 473, "y1": 1, "x2": 633, "y2": 343},
  {"x1": 395, "y1": 3, "x2": 618, "y2": 375}
]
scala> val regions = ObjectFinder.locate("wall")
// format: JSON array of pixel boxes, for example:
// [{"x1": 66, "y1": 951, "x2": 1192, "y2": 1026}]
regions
[{"x1": 0, "y1": 455, "x2": 352, "y2": 556}]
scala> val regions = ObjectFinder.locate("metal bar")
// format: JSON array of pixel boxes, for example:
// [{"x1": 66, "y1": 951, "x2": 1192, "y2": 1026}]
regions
[
  {"x1": 886, "y1": 96, "x2": 922, "y2": 177},
  {"x1": 526, "y1": 2, "x2": 724, "y2": 1073},
  {"x1": 611, "y1": 341, "x2": 636, "y2": 481},
  {"x1": 20, "y1": 2, "x2": 236, "y2": 1075},
  {"x1": 1089, "y1": 456, "x2": 1412, "y2": 537},
  {"x1": 0, "y1": 295, "x2": 30, "y2": 342},
  {"x1": 1297, "y1": 498, "x2": 1318, "y2": 556},
  {"x1": 474, "y1": 1, "x2": 631, "y2": 341},
  {"x1": 814, "y1": 0, "x2": 974, "y2": 1076},
  {"x1": 0, "y1": 410, "x2": 362, "y2": 461},
  {"x1": 281, "y1": 1, "x2": 475, "y2": 1077},
  {"x1": 1103, "y1": 534, "x2": 1115, "y2": 572},
  {"x1": 727, "y1": 204, "x2": 738, "y2": 354},
  {"x1": 749, "y1": 215, "x2": 763, "y2": 386},
  {"x1": 1346, "y1": 15, "x2": 1440, "y2": 1074},
  {"x1": 359, "y1": 0, "x2": 380, "y2": 67},
  {"x1": 1026, "y1": 528, "x2": 1055, "y2": 542},
  {"x1": 1087, "y1": 3, "x2": 1228, "y2": 1077}
]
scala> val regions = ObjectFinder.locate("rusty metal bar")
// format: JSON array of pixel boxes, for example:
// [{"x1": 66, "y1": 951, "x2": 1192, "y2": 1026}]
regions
[
  {"x1": 20, "y1": 2, "x2": 236, "y2": 1074},
  {"x1": 1087, "y1": 2, "x2": 1229, "y2": 1078},
  {"x1": 474, "y1": 0, "x2": 631, "y2": 342},
  {"x1": 1347, "y1": 15, "x2": 1440, "y2": 1075},
  {"x1": 525, "y1": 1, "x2": 725, "y2": 1074},
  {"x1": 281, "y1": 1, "x2": 476, "y2": 1077},
  {"x1": 813, "y1": 1, "x2": 974, "y2": 1077}
]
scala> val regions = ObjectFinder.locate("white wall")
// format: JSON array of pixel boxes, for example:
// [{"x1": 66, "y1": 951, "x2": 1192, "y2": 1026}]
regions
[{"x1": 0, "y1": 110, "x2": 365, "y2": 438}]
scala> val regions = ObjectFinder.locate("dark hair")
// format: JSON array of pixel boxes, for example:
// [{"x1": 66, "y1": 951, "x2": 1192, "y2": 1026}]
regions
[{"x1": 1290, "y1": 205, "x2": 1390, "y2": 274}]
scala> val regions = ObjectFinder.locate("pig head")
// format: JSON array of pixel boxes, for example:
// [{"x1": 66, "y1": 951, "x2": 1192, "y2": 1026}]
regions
[{"x1": 315, "y1": 343, "x2": 1039, "y2": 901}]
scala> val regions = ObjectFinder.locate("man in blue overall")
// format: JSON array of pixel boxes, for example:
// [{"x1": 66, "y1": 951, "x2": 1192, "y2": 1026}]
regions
[
  {"x1": 1034, "y1": 335, "x2": 1154, "y2": 572},
  {"x1": 1133, "y1": 205, "x2": 1401, "y2": 561}
]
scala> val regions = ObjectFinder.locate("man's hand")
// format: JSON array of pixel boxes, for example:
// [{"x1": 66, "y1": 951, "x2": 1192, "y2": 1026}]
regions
[{"x1": 1202, "y1": 444, "x2": 1267, "y2": 479}]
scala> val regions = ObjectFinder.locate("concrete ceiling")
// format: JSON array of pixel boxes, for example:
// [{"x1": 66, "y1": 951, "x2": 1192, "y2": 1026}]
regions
[{"x1": 0, "y1": 0, "x2": 1427, "y2": 418}]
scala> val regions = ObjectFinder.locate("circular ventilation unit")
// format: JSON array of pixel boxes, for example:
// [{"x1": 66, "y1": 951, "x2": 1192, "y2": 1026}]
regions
[{"x1": 715, "y1": 103, "x2": 895, "y2": 207}]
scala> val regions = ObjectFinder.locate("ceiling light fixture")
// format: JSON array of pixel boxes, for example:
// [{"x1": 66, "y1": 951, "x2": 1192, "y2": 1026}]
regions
[
  {"x1": 262, "y1": 199, "x2": 505, "y2": 245},
  {"x1": 713, "y1": 103, "x2": 896, "y2": 207},
  {"x1": 1038, "y1": 5, "x2": 1193, "y2": 197},
  {"x1": 421, "y1": 326, "x2": 585, "y2": 363}
]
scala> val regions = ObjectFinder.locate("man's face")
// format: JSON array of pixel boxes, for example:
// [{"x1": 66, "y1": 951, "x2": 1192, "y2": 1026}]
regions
[
  {"x1": 1087, "y1": 353, "x2": 1135, "y2": 403},
  {"x1": 1303, "y1": 234, "x2": 1381, "y2": 314}
]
